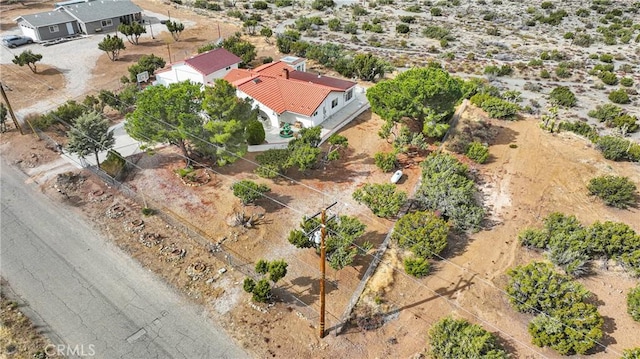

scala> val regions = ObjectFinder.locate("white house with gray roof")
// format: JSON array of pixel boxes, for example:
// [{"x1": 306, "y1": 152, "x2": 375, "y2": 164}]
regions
[{"x1": 15, "y1": 0, "x2": 142, "y2": 42}]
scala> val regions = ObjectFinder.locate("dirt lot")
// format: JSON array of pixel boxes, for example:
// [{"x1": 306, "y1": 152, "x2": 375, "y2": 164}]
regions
[{"x1": 2, "y1": 0, "x2": 640, "y2": 358}]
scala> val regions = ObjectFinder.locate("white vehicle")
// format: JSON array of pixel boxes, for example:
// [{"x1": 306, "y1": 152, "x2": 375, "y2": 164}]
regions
[{"x1": 390, "y1": 170, "x2": 403, "y2": 184}]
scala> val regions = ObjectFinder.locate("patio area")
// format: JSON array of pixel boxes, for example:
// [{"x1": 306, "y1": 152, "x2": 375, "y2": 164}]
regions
[{"x1": 248, "y1": 87, "x2": 370, "y2": 152}]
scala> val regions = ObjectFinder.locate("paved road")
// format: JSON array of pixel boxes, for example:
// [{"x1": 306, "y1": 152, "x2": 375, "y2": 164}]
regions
[{"x1": 0, "y1": 159, "x2": 248, "y2": 359}]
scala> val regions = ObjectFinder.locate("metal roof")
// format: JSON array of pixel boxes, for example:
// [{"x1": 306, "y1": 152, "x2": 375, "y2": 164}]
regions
[
  {"x1": 17, "y1": 10, "x2": 76, "y2": 27},
  {"x1": 62, "y1": 0, "x2": 142, "y2": 23}
]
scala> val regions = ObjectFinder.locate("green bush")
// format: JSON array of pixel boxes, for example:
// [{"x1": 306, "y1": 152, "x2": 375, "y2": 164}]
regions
[
  {"x1": 588, "y1": 103, "x2": 623, "y2": 123},
  {"x1": 621, "y1": 77, "x2": 634, "y2": 87},
  {"x1": 403, "y1": 257, "x2": 431, "y2": 277},
  {"x1": 628, "y1": 285, "x2": 640, "y2": 321},
  {"x1": 231, "y1": 180, "x2": 270, "y2": 205},
  {"x1": 417, "y1": 152, "x2": 484, "y2": 231},
  {"x1": 528, "y1": 302, "x2": 603, "y2": 355},
  {"x1": 609, "y1": 89, "x2": 631, "y2": 104},
  {"x1": 253, "y1": 0, "x2": 268, "y2": 9},
  {"x1": 392, "y1": 210, "x2": 449, "y2": 259},
  {"x1": 480, "y1": 97, "x2": 520, "y2": 120},
  {"x1": 101, "y1": 150, "x2": 126, "y2": 178},
  {"x1": 622, "y1": 348, "x2": 640, "y2": 359},
  {"x1": 600, "y1": 71, "x2": 618, "y2": 85},
  {"x1": 395, "y1": 23, "x2": 410, "y2": 33},
  {"x1": 428, "y1": 317, "x2": 508, "y2": 359},
  {"x1": 587, "y1": 175, "x2": 637, "y2": 209},
  {"x1": 596, "y1": 135, "x2": 633, "y2": 161},
  {"x1": 353, "y1": 183, "x2": 407, "y2": 218},
  {"x1": 466, "y1": 141, "x2": 489, "y2": 163},
  {"x1": 586, "y1": 221, "x2": 640, "y2": 258},
  {"x1": 246, "y1": 119, "x2": 265, "y2": 145},
  {"x1": 373, "y1": 151, "x2": 397, "y2": 172},
  {"x1": 549, "y1": 86, "x2": 577, "y2": 107}
]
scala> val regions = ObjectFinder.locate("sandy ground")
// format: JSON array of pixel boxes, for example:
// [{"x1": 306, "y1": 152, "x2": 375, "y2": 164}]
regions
[{"x1": 1, "y1": 0, "x2": 640, "y2": 358}]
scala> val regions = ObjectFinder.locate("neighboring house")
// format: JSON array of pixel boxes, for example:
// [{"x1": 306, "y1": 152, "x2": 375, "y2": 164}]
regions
[
  {"x1": 154, "y1": 48, "x2": 242, "y2": 87},
  {"x1": 15, "y1": 0, "x2": 142, "y2": 42},
  {"x1": 223, "y1": 57, "x2": 357, "y2": 129}
]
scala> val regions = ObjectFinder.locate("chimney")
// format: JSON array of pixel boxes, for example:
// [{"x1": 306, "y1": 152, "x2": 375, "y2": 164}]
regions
[{"x1": 282, "y1": 68, "x2": 289, "y2": 79}]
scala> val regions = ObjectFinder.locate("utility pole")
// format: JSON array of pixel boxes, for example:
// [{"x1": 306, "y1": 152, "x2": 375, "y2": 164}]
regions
[
  {"x1": 306, "y1": 201, "x2": 337, "y2": 339},
  {"x1": 0, "y1": 82, "x2": 24, "y2": 135}
]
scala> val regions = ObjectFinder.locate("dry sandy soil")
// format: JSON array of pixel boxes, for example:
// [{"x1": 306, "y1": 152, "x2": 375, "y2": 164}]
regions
[{"x1": 1, "y1": 0, "x2": 640, "y2": 358}]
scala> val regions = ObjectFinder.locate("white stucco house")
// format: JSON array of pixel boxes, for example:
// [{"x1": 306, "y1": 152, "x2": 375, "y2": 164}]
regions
[
  {"x1": 154, "y1": 48, "x2": 242, "y2": 86},
  {"x1": 223, "y1": 57, "x2": 357, "y2": 130}
]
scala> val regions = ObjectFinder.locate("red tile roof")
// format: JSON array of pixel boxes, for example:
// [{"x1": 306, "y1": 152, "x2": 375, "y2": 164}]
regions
[
  {"x1": 184, "y1": 48, "x2": 242, "y2": 75},
  {"x1": 222, "y1": 60, "x2": 356, "y2": 117}
]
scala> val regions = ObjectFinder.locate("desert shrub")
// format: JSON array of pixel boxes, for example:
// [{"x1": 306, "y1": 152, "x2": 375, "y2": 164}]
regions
[
  {"x1": 596, "y1": 135, "x2": 634, "y2": 161},
  {"x1": 588, "y1": 175, "x2": 637, "y2": 209},
  {"x1": 540, "y1": 1, "x2": 553, "y2": 9},
  {"x1": 430, "y1": 7, "x2": 442, "y2": 16},
  {"x1": 374, "y1": 151, "x2": 397, "y2": 172},
  {"x1": 622, "y1": 348, "x2": 640, "y2": 359},
  {"x1": 599, "y1": 53, "x2": 614, "y2": 63},
  {"x1": 404, "y1": 257, "x2": 431, "y2": 277},
  {"x1": 528, "y1": 302, "x2": 603, "y2": 355},
  {"x1": 586, "y1": 221, "x2": 640, "y2": 258},
  {"x1": 549, "y1": 86, "x2": 577, "y2": 107},
  {"x1": 611, "y1": 114, "x2": 639, "y2": 132},
  {"x1": 600, "y1": 71, "x2": 618, "y2": 85},
  {"x1": 392, "y1": 210, "x2": 449, "y2": 259},
  {"x1": 399, "y1": 15, "x2": 416, "y2": 23},
  {"x1": 428, "y1": 317, "x2": 508, "y2": 359},
  {"x1": 609, "y1": 89, "x2": 631, "y2": 104},
  {"x1": 479, "y1": 97, "x2": 520, "y2": 119},
  {"x1": 353, "y1": 183, "x2": 407, "y2": 218},
  {"x1": 422, "y1": 25, "x2": 451, "y2": 40},
  {"x1": 253, "y1": 0, "x2": 268, "y2": 8},
  {"x1": 621, "y1": 77, "x2": 634, "y2": 87},
  {"x1": 246, "y1": 119, "x2": 265, "y2": 145},
  {"x1": 416, "y1": 152, "x2": 485, "y2": 231},
  {"x1": 311, "y1": 0, "x2": 334, "y2": 10},
  {"x1": 255, "y1": 148, "x2": 291, "y2": 178},
  {"x1": 558, "y1": 121, "x2": 599, "y2": 141},
  {"x1": 588, "y1": 103, "x2": 623, "y2": 123},
  {"x1": 628, "y1": 285, "x2": 640, "y2": 322},
  {"x1": 555, "y1": 65, "x2": 572, "y2": 78},
  {"x1": 327, "y1": 18, "x2": 341, "y2": 31},
  {"x1": 396, "y1": 23, "x2": 410, "y2": 33},
  {"x1": 466, "y1": 141, "x2": 489, "y2": 163},
  {"x1": 232, "y1": 180, "x2": 270, "y2": 205}
]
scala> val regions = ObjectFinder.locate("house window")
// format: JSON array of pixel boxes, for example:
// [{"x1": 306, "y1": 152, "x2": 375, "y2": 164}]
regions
[
  {"x1": 345, "y1": 89, "x2": 353, "y2": 102},
  {"x1": 49, "y1": 25, "x2": 59, "y2": 33},
  {"x1": 331, "y1": 98, "x2": 338, "y2": 109},
  {"x1": 101, "y1": 19, "x2": 113, "y2": 27}
]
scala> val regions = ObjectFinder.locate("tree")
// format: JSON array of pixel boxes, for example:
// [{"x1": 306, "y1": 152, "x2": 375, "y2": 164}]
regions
[
  {"x1": 243, "y1": 259, "x2": 288, "y2": 302},
  {"x1": 118, "y1": 21, "x2": 146, "y2": 45},
  {"x1": 219, "y1": 33, "x2": 257, "y2": 67},
  {"x1": 125, "y1": 81, "x2": 204, "y2": 164},
  {"x1": 0, "y1": 103, "x2": 7, "y2": 133},
  {"x1": 288, "y1": 215, "x2": 368, "y2": 270},
  {"x1": 392, "y1": 210, "x2": 449, "y2": 259},
  {"x1": 260, "y1": 27, "x2": 273, "y2": 43},
  {"x1": 127, "y1": 54, "x2": 166, "y2": 82},
  {"x1": 98, "y1": 35, "x2": 126, "y2": 61},
  {"x1": 243, "y1": 19, "x2": 258, "y2": 35},
  {"x1": 549, "y1": 86, "x2": 577, "y2": 107},
  {"x1": 353, "y1": 183, "x2": 407, "y2": 218},
  {"x1": 428, "y1": 317, "x2": 508, "y2": 359},
  {"x1": 276, "y1": 30, "x2": 300, "y2": 54},
  {"x1": 351, "y1": 53, "x2": 391, "y2": 81},
  {"x1": 66, "y1": 112, "x2": 115, "y2": 169},
  {"x1": 12, "y1": 50, "x2": 43, "y2": 73},
  {"x1": 609, "y1": 89, "x2": 631, "y2": 104},
  {"x1": 231, "y1": 180, "x2": 270, "y2": 205},
  {"x1": 366, "y1": 66, "x2": 462, "y2": 139},
  {"x1": 587, "y1": 175, "x2": 637, "y2": 209},
  {"x1": 246, "y1": 119, "x2": 265, "y2": 145},
  {"x1": 200, "y1": 79, "x2": 258, "y2": 166},
  {"x1": 165, "y1": 20, "x2": 185, "y2": 41}
]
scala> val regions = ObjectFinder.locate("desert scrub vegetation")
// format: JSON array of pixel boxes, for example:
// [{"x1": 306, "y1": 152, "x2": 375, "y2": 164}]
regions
[
  {"x1": 518, "y1": 212, "x2": 640, "y2": 277},
  {"x1": 392, "y1": 210, "x2": 449, "y2": 260},
  {"x1": 506, "y1": 261, "x2": 603, "y2": 355},
  {"x1": 628, "y1": 284, "x2": 640, "y2": 322},
  {"x1": 415, "y1": 152, "x2": 485, "y2": 231},
  {"x1": 352, "y1": 183, "x2": 407, "y2": 218},
  {"x1": 587, "y1": 175, "x2": 637, "y2": 209},
  {"x1": 428, "y1": 317, "x2": 508, "y2": 359}
]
